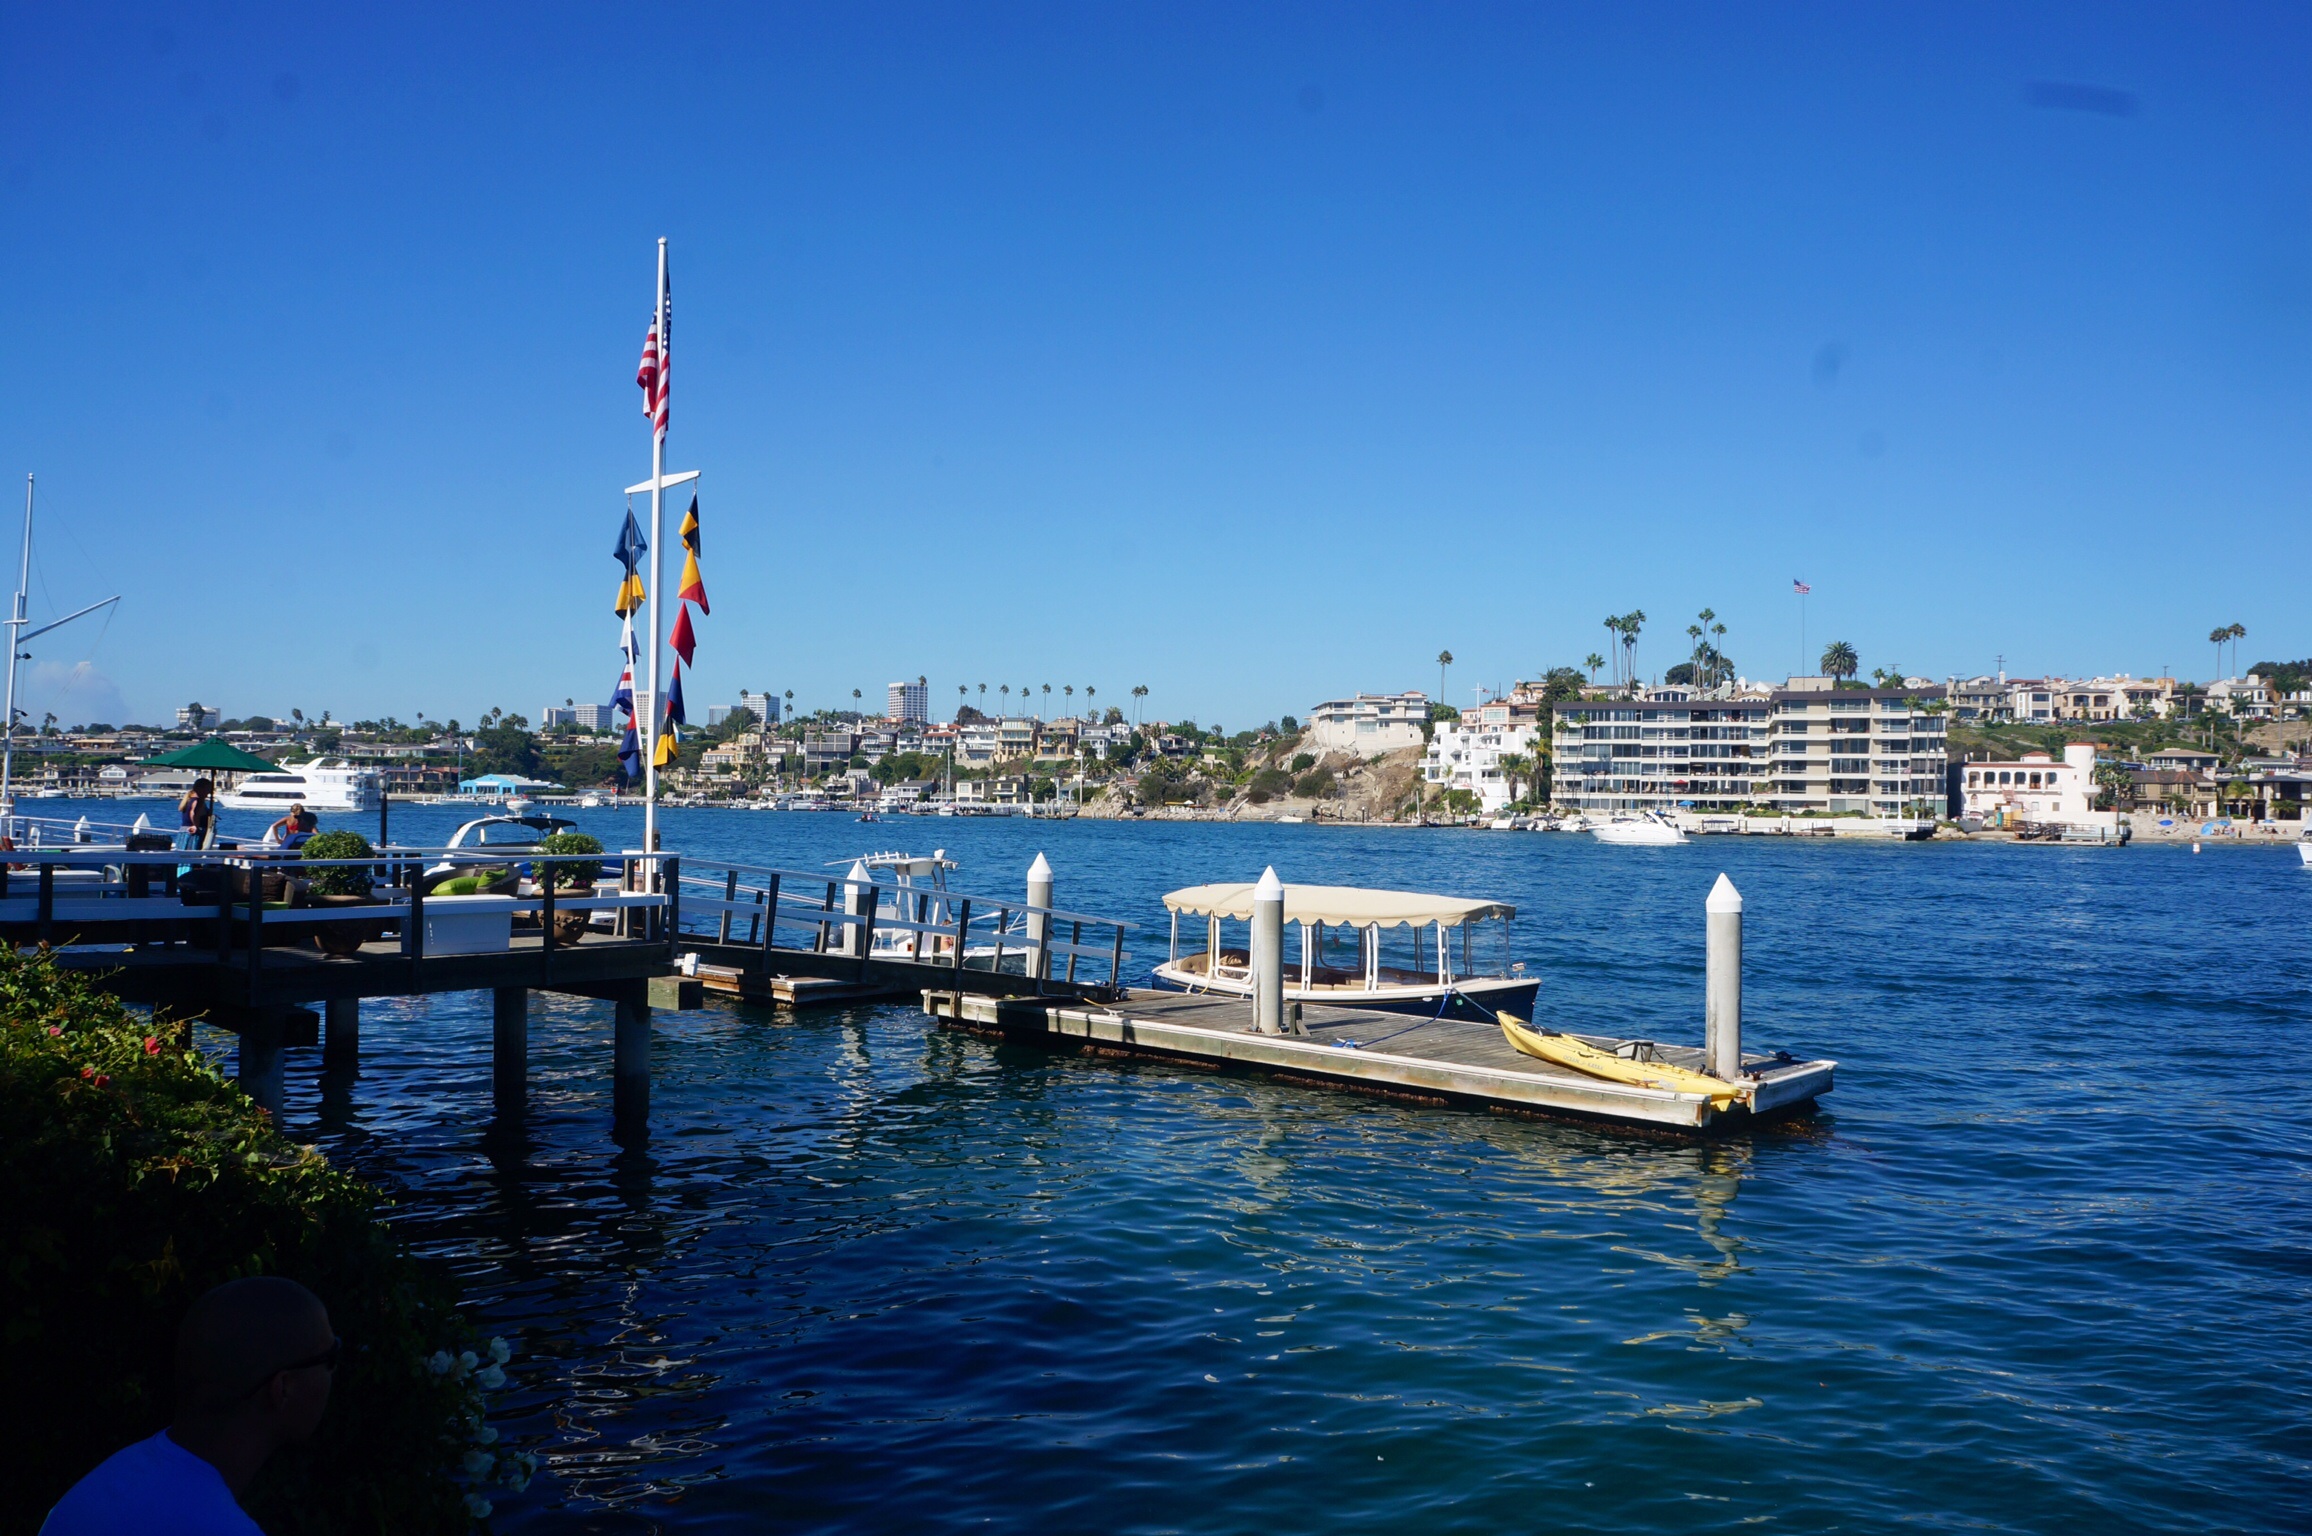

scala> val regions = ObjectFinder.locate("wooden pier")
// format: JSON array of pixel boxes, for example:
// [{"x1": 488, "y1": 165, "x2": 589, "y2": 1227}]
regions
[{"x1": 920, "y1": 988, "x2": 1834, "y2": 1131}]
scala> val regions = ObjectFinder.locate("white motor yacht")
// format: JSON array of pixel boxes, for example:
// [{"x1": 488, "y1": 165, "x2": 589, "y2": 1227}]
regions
[
  {"x1": 1590, "y1": 810, "x2": 1688, "y2": 846},
  {"x1": 1152, "y1": 880, "x2": 1538, "y2": 1017},
  {"x1": 219, "y1": 757, "x2": 383, "y2": 813}
]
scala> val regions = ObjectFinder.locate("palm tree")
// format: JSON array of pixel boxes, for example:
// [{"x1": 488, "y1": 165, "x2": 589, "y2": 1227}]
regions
[
  {"x1": 2210, "y1": 626, "x2": 2229, "y2": 682},
  {"x1": 1132, "y1": 684, "x2": 1149, "y2": 726},
  {"x1": 1619, "y1": 610, "x2": 1646, "y2": 688},
  {"x1": 851, "y1": 688, "x2": 862, "y2": 715},
  {"x1": 978, "y1": 683, "x2": 987, "y2": 711},
  {"x1": 1710, "y1": 621, "x2": 1728, "y2": 687},
  {"x1": 1498, "y1": 752, "x2": 1531, "y2": 804},
  {"x1": 1063, "y1": 684, "x2": 1074, "y2": 716},
  {"x1": 1041, "y1": 682, "x2": 1051, "y2": 718},
  {"x1": 1001, "y1": 684, "x2": 1011, "y2": 713},
  {"x1": 1821, "y1": 640, "x2": 1859, "y2": 681},
  {"x1": 2228, "y1": 622, "x2": 2247, "y2": 679},
  {"x1": 1584, "y1": 652, "x2": 1605, "y2": 685},
  {"x1": 958, "y1": 684, "x2": 968, "y2": 713},
  {"x1": 1085, "y1": 685, "x2": 1096, "y2": 713},
  {"x1": 1437, "y1": 650, "x2": 1454, "y2": 705}
]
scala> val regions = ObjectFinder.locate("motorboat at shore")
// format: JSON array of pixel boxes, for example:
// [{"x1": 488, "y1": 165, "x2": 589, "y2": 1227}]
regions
[
  {"x1": 1152, "y1": 880, "x2": 1539, "y2": 1017},
  {"x1": 1591, "y1": 810, "x2": 1687, "y2": 846},
  {"x1": 218, "y1": 757, "x2": 384, "y2": 813}
]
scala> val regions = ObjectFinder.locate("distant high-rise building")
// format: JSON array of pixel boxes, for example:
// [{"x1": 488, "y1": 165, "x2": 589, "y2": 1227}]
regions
[
  {"x1": 176, "y1": 703, "x2": 221, "y2": 731},
  {"x1": 538, "y1": 705, "x2": 577, "y2": 728},
  {"x1": 707, "y1": 705, "x2": 734, "y2": 728},
  {"x1": 572, "y1": 703, "x2": 615, "y2": 730},
  {"x1": 887, "y1": 679, "x2": 928, "y2": 725},
  {"x1": 739, "y1": 690, "x2": 780, "y2": 725}
]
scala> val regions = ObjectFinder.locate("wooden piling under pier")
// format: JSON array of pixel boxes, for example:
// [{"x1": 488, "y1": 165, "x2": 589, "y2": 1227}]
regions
[{"x1": 921, "y1": 989, "x2": 1834, "y2": 1132}]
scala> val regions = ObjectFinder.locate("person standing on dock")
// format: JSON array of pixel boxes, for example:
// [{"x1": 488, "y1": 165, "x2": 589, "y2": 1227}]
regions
[
  {"x1": 178, "y1": 778, "x2": 217, "y2": 851},
  {"x1": 39, "y1": 1277, "x2": 338, "y2": 1536}
]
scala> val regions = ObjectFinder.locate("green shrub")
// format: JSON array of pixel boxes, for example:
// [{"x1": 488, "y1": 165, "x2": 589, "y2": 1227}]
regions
[
  {"x1": 0, "y1": 949, "x2": 526, "y2": 1535},
  {"x1": 299, "y1": 830, "x2": 375, "y2": 898},
  {"x1": 1293, "y1": 768, "x2": 1335, "y2": 799},
  {"x1": 1247, "y1": 768, "x2": 1293, "y2": 803},
  {"x1": 1290, "y1": 753, "x2": 1316, "y2": 774},
  {"x1": 535, "y1": 831, "x2": 604, "y2": 891}
]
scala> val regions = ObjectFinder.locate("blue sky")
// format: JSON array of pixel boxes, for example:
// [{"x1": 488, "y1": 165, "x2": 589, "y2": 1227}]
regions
[{"x1": 1, "y1": 3, "x2": 2305, "y2": 729}]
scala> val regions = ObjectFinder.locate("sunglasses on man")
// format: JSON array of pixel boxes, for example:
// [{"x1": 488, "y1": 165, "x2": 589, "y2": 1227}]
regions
[{"x1": 242, "y1": 1337, "x2": 342, "y2": 1398}]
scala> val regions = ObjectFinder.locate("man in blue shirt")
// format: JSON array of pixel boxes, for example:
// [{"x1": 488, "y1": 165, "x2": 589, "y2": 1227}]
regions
[{"x1": 42, "y1": 1277, "x2": 338, "y2": 1535}]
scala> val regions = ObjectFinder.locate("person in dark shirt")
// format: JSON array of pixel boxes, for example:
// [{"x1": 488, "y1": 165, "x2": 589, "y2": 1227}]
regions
[{"x1": 42, "y1": 1277, "x2": 338, "y2": 1535}]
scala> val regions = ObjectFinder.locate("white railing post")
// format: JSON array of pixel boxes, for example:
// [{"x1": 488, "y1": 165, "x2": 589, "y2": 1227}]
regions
[
  {"x1": 1706, "y1": 873, "x2": 1743, "y2": 1081},
  {"x1": 1026, "y1": 851, "x2": 1053, "y2": 979},
  {"x1": 1251, "y1": 866, "x2": 1284, "y2": 1034}
]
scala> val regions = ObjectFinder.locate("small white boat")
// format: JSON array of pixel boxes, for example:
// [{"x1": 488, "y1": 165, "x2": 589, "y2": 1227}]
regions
[
  {"x1": 1277, "y1": 814, "x2": 1307, "y2": 824},
  {"x1": 1153, "y1": 880, "x2": 1538, "y2": 1017},
  {"x1": 2299, "y1": 842, "x2": 2311, "y2": 867},
  {"x1": 1591, "y1": 810, "x2": 1687, "y2": 846}
]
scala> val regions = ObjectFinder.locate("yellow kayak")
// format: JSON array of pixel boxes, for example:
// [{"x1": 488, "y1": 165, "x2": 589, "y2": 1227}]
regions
[{"x1": 1496, "y1": 1012, "x2": 1745, "y2": 1107}]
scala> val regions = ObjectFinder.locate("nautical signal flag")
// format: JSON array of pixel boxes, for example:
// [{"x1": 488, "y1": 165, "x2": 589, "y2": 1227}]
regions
[
  {"x1": 619, "y1": 721, "x2": 641, "y2": 781},
  {"x1": 680, "y1": 493, "x2": 701, "y2": 554},
  {"x1": 669, "y1": 603, "x2": 696, "y2": 667},
  {"x1": 677, "y1": 549, "x2": 708, "y2": 614},
  {"x1": 653, "y1": 667, "x2": 686, "y2": 767},
  {"x1": 612, "y1": 510, "x2": 648, "y2": 616}
]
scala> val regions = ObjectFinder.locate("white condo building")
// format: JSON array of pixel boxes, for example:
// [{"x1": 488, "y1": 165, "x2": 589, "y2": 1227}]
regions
[
  {"x1": 1958, "y1": 743, "x2": 2099, "y2": 825},
  {"x1": 1423, "y1": 705, "x2": 1542, "y2": 812},
  {"x1": 1304, "y1": 692, "x2": 1431, "y2": 758},
  {"x1": 739, "y1": 690, "x2": 782, "y2": 725},
  {"x1": 1551, "y1": 680, "x2": 1948, "y2": 818},
  {"x1": 887, "y1": 680, "x2": 929, "y2": 725}
]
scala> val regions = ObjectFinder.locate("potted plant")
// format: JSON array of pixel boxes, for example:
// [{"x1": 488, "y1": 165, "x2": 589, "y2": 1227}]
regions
[
  {"x1": 535, "y1": 831, "x2": 604, "y2": 944},
  {"x1": 300, "y1": 829, "x2": 387, "y2": 957}
]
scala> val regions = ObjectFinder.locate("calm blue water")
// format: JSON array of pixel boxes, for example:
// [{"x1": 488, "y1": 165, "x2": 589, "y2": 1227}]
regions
[{"x1": 98, "y1": 797, "x2": 2308, "y2": 1532}]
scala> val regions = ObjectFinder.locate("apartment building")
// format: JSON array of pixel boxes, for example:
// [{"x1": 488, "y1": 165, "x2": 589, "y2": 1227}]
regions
[
  {"x1": 1423, "y1": 707, "x2": 1543, "y2": 813},
  {"x1": 887, "y1": 680, "x2": 929, "y2": 725},
  {"x1": 572, "y1": 702, "x2": 616, "y2": 730},
  {"x1": 1551, "y1": 681, "x2": 1948, "y2": 817},
  {"x1": 1304, "y1": 692, "x2": 1431, "y2": 757},
  {"x1": 739, "y1": 690, "x2": 782, "y2": 726}
]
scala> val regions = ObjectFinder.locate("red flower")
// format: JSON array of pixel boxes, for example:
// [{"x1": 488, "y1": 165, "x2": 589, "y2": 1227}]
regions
[
  {"x1": 46, "y1": 1026, "x2": 62, "y2": 1037},
  {"x1": 79, "y1": 1065, "x2": 95, "y2": 1079},
  {"x1": 92, "y1": 1074, "x2": 110, "y2": 1088},
  {"x1": 143, "y1": 1036, "x2": 161, "y2": 1054}
]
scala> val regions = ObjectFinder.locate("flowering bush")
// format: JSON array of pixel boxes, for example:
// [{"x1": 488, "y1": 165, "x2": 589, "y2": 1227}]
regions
[{"x1": 0, "y1": 947, "x2": 522, "y2": 1534}]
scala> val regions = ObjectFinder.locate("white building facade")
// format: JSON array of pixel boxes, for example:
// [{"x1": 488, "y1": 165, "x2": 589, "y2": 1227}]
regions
[
  {"x1": 1423, "y1": 707, "x2": 1542, "y2": 813},
  {"x1": 887, "y1": 680, "x2": 929, "y2": 725},
  {"x1": 1551, "y1": 682, "x2": 1948, "y2": 818},
  {"x1": 1304, "y1": 692, "x2": 1431, "y2": 758},
  {"x1": 1958, "y1": 743, "x2": 2099, "y2": 825}
]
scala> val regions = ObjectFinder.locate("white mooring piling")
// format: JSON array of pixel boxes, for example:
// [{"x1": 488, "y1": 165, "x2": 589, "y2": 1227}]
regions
[
  {"x1": 1250, "y1": 866, "x2": 1285, "y2": 1035},
  {"x1": 1026, "y1": 851, "x2": 1053, "y2": 979},
  {"x1": 1705, "y1": 873, "x2": 1743, "y2": 1082},
  {"x1": 843, "y1": 859, "x2": 873, "y2": 956}
]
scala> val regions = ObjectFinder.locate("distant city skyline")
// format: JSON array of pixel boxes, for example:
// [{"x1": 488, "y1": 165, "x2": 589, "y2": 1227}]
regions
[{"x1": 2, "y1": 5, "x2": 2305, "y2": 729}]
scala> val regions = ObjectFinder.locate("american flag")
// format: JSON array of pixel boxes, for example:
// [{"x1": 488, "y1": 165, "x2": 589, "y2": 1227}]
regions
[
  {"x1": 636, "y1": 279, "x2": 670, "y2": 440},
  {"x1": 1792, "y1": 579, "x2": 1811, "y2": 595}
]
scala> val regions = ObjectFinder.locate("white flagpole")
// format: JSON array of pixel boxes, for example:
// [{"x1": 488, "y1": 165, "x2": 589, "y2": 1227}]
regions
[{"x1": 643, "y1": 237, "x2": 667, "y2": 869}]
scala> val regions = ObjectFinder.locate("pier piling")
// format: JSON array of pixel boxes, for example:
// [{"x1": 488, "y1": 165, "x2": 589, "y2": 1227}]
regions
[
  {"x1": 323, "y1": 997, "x2": 359, "y2": 1067},
  {"x1": 1250, "y1": 866, "x2": 1284, "y2": 1035},
  {"x1": 1706, "y1": 874, "x2": 1743, "y2": 1081},
  {"x1": 238, "y1": 1025, "x2": 285, "y2": 1119},
  {"x1": 1026, "y1": 852, "x2": 1053, "y2": 983},
  {"x1": 492, "y1": 987, "x2": 528, "y2": 1113},
  {"x1": 612, "y1": 982, "x2": 651, "y2": 1129}
]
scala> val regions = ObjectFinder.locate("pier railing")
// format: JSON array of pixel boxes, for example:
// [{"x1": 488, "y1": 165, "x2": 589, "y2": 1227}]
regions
[
  {"x1": 669, "y1": 858, "x2": 1137, "y2": 991},
  {"x1": 0, "y1": 845, "x2": 680, "y2": 961}
]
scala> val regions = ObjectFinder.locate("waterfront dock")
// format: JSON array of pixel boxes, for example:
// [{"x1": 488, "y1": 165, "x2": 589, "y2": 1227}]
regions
[{"x1": 919, "y1": 989, "x2": 1833, "y2": 1131}]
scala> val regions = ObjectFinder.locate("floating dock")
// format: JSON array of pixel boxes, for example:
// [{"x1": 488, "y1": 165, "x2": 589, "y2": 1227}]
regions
[{"x1": 920, "y1": 988, "x2": 1833, "y2": 1131}]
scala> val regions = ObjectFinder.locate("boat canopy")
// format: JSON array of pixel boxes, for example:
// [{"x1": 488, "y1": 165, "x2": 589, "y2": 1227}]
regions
[{"x1": 1161, "y1": 882, "x2": 1513, "y2": 929}]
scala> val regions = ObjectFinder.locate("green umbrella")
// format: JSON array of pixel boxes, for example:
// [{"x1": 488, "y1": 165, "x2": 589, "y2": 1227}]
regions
[{"x1": 149, "y1": 737, "x2": 281, "y2": 773}]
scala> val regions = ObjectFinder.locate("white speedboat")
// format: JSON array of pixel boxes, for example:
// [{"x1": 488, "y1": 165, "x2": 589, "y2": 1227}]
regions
[
  {"x1": 1591, "y1": 810, "x2": 1687, "y2": 846},
  {"x1": 219, "y1": 757, "x2": 383, "y2": 812},
  {"x1": 1152, "y1": 880, "x2": 1539, "y2": 1017}
]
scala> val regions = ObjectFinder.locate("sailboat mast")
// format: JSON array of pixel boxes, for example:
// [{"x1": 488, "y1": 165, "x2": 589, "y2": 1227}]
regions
[{"x1": 0, "y1": 474, "x2": 31, "y2": 823}]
